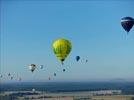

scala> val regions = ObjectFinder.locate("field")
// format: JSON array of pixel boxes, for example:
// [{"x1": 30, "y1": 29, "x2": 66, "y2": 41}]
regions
[{"x1": 1, "y1": 91, "x2": 134, "y2": 100}]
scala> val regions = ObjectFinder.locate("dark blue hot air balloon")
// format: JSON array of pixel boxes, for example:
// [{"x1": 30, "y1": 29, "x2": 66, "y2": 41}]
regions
[
  {"x1": 76, "y1": 56, "x2": 80, "y2": 62},
  {"x1": 63, "y1": 69, "x2": 65, "y2": 72},
  {"x1": 0, "y1": 74, "x2": 2, "y2": 78},
  {"x1": 8, "y1": 73, "x2": 11, "y2": 76},
  {"x1": 121, "y1": 17, "x2": 134, "y2": 34},
  {"x1": 54, "y1": 73, "x2": 56, "y2": 76}
]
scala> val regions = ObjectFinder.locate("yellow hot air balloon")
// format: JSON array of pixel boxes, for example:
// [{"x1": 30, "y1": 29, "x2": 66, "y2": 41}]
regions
[{"x1": 52, "y1": 38, "x2": 72, "y2": 65}]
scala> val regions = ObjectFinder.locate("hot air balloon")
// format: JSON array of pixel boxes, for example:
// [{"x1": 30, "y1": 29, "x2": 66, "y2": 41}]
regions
[
  {"x1": 54, "y1": 73, "x2": 56, "y2": 76},
  {"x1": 48, "y1": 77, "x2": 51, "y2": 80},
  {"x1": 52, "y1": 38, "x2": 72, "y2": 65},
  {"x1": 63, "y1": 69, "x2": 66, "y2": 72},
  {"x1": 40, "y1": 65, "x2": 44, "y2": 69},
  {"x1": 0, "y1": 74, "x2": 2, "y2": 78},
  {"x1": 11, "y1": 76, "x2": 13, "y2": 80},
  {"x1": 121, "y1": 17, "x2": 134, "y2": 33},
  {"x1": 8, "y1": 73, "x2": 11, "y2": 76},
  {"x1": 18, "y1": 77, "x2": 22, "y2": 81},
  {"x1": 29, "y1": 64, "x2": 36, "y2": 72},
  {"x1": 76, "y1": 56, "x2": 80, "y2": 62}
]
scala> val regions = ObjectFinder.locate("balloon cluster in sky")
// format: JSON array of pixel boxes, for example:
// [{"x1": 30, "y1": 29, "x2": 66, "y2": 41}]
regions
[
  {"x1": 0, "y1": 73, "x2": 22, "y2": 82},
  {"x1": 1, "y1": 16, "x2": 134, "y2": 82},
  {"x1": 27, "y1": 16, "x2": 134, "y2": 81}
]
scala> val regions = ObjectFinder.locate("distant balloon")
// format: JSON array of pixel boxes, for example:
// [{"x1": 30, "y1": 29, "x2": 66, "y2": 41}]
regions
[
  {"x1": 48, "y1": 77, "x2": 51, "y2": 80},
  {"x1": 52, "y1": 38, "x2": 72, "y2": 65},
  {"x1": 11, "y1": 76, "x2": 13, "y2": 80},
  {"x1": 63, "y1": 69, "x2": 66, "y2": 72},
  {"x1": 86, "y1": 59, "x2": 88, "y2": 63},
  {"x1": 29, "y1": 64, "x2": 36, "y2": 72},
  {"x1": 121, "y1": 17, "x2": 134, "y2": 33},
  {"x1": 54, "y1": 73, "x2": 56, "y2": 76},
  {"x1": 8, "y1": 73, "x2": 11, "y2": 76},
  {"x1": 19, "y1": 77, "x2": 22, "y2": 81},
  {"x1": 40, "y1": 65, "x2": 44, "y2": 69},
  {"x1": 76, "y1": 56, "x2": 80, "y2": 62}
]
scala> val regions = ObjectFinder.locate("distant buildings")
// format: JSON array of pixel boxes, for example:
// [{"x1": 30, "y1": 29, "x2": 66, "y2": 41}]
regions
[{"x1": 89, "y1": 90, "x2": 122, "y2": 96}]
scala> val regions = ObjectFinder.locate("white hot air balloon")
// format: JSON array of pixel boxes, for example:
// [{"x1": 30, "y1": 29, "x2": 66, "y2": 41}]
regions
[
  {"x1": 29, "y1": 64, "x2": 36, "y2": 72},
  {"x1": 40, "y1": 65, "x2": 44, "y2": 69}
]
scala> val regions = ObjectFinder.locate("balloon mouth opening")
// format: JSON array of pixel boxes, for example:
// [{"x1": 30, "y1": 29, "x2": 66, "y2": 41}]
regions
[
  {"x1": 61, "y1": 59, "x2": 65, "y2": 61},
  {"x1": 61, "y1": 59, "x2": 65, "y2": 65}
]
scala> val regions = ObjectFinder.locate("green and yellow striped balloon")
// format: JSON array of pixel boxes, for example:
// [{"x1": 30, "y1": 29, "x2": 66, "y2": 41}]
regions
[{"x1": 52, "y1": 38, "x2": 72, "y2": 64}]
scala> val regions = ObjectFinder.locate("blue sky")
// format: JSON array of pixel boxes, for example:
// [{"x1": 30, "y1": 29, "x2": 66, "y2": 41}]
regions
[{"x1": 0, "y1": 0, "x2": 134, "y2": 82}]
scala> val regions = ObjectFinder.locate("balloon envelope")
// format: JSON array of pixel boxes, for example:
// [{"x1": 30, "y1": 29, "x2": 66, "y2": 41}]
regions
[
  {"x1": 54, "y1": 73, "x2": 56, "y2": 76},
  {"x1": 8, "y1": 73, "x2": 11, "y2": 76},
  {"x1": 76, "y1": 56, "x2": 80, "y2": 62},
  {"x1": 52, "y1": 38, "x2": 72, "y2": 64},
  {"x1": 63, "y1": 69, "x2": 66, "y2": 72},
  {"x1": 29, "y1": 64, "x2": 36, "y2": 72},
  {"x1": 11, "y1": 76, "x2": 13, "y2": 80},
  {"x1": 40, "y1": 65, "x2": 44, "y2": 69},
  {"x1": 121, "y1": 17, "x2": 134, "y2": 33},
  {"x1": 19, "y1": 77, "x2": 22, "y2": 81}
]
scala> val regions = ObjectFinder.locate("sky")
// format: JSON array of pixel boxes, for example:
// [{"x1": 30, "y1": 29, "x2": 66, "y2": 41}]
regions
[{"x1": 0, "y1": 0, "x2": 134, "y2": 82}]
